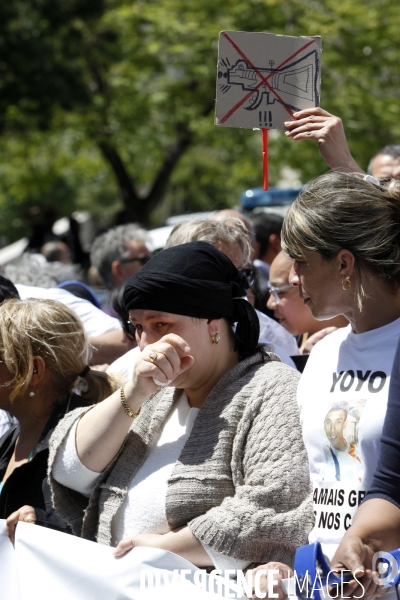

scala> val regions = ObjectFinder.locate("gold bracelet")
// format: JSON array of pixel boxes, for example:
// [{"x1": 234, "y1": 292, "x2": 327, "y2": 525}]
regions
[{"x1": 120, "y1": 384, "x2": 141, "y2": 419}]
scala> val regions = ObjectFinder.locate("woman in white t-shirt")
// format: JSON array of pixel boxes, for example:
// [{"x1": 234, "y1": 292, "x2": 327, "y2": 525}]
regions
[{"x1": 248, "y1": 172, "x2": 400, "y2": 597}]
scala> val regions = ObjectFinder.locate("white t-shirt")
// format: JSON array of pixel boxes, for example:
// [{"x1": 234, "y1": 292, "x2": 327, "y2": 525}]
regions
[
  {"x1": 16, "y1": 284, "x2": 121, "y2": 337},
  {"x1": 0, "y1": 410, "x2": 17, "y2": 439},
  {"x1": 53, "y1": 393, "x2": 200, "y2": 537},
  {"x1": 298, "y1": 318, "x2": 400, "y2": 560}
]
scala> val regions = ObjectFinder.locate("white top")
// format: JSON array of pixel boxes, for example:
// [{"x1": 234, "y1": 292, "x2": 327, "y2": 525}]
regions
[
  {"x1": 16, "y1": 284, "x2": 121, "y2": 337},
  {"x1": 53, "y1": 393, "x2": 248, "y2": 572},
  {"x1": 0, "y1": 410, "x2": 17, "y2": 440},
  {"x1": 298, "y1": 317, "x2": 400, "y2": 560}
]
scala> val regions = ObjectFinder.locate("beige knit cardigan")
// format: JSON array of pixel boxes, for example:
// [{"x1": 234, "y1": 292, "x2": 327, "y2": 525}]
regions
[{"x1": 48, "y1": 347, "x2": 314, "y2": 566}]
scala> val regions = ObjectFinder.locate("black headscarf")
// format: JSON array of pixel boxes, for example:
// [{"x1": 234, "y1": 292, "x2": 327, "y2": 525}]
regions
[{"x1": 123, "y1": 241, "x2": 260, "y2": 357}]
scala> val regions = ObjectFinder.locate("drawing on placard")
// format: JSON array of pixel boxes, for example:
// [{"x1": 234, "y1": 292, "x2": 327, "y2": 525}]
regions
[{"x1": 215, "y1": 31, "x2": 322, "y2": 131}]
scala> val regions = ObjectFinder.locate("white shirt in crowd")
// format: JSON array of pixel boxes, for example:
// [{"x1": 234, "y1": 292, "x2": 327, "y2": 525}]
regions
[
  {"x1": 16, "y1": 284, "x2": 121, "y2": 337},
  {"x1": 53, "y1": 392, "x2": 249, "y2": 573},
  {"x1": 298, "y1": 317, "x2": 400, "y2": 560},
  {"x1": 0, "y1": 411, "x2": 17, "y2": 439}
]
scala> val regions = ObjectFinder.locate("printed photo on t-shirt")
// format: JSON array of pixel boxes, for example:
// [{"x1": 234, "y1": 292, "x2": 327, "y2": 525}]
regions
[{"x1": 321, "y1": 399, "x2": 366, "y2": 483}]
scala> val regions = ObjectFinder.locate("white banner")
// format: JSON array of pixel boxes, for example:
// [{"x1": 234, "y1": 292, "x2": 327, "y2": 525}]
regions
[{"x1": 0, "y1": 521, "x2": 246, "y2": 600}]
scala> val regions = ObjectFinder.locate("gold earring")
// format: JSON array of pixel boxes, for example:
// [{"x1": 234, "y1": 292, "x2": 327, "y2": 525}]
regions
[
  {"x1": 342, "y1": 276, "x2": 351, "y2": 291},
  {"x1": 211, "y1": 332, "x2": 220, "y2": 344}
]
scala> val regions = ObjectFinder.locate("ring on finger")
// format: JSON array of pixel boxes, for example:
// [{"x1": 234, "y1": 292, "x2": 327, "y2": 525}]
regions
[{"x1": 148, "y1": 351, "x2": 157, "y2": 364}]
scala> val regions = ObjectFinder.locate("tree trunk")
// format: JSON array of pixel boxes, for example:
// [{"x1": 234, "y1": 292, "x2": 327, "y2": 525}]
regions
[
  {"x1": 98, "y1": 132, "x2": 193, "y2": 226},
  {"x1": 97, "y1": 141, "x2": 141, "y2": 223}
]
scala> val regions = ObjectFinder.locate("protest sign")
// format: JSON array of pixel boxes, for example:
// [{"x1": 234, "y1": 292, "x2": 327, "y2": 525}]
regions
[{"x1": 215, "y1": 31, "x2": 322, "y2": 131}]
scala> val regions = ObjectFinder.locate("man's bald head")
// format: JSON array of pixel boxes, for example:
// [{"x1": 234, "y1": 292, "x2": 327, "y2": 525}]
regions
[{"x1": 368, "y1": 145, "x2": 400, "y2": 180}]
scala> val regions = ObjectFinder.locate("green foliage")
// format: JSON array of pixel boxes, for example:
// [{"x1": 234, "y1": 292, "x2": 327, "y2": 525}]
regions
[
  {"x1": 0, "y1": 0, "x2": 399, "y2": 240},
  {"x1": 0, "y1": 0, "x2": 104, "y2": 131}
]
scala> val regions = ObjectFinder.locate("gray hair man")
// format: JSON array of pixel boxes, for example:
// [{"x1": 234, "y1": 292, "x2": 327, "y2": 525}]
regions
[{"x1": 90, "y1": 224, "x2": 152, "y2": 290}]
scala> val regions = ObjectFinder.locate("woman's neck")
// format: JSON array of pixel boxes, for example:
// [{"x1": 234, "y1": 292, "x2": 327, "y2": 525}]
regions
[
  {"x1": 185, "y1": 349, "x2": 239, "y2": 409},
  {"x1": 10, "y1": 390, "x2": 57, "y2": 443},
  {"x1": 308, "y1": 314, "x2": 348, "y2": 336},
  {"x1": 346, "y1": 285, "x2": 400, "y2": 334},
  {"x1": 18, "y1": 411, "x2": 51, "y2": 440}
]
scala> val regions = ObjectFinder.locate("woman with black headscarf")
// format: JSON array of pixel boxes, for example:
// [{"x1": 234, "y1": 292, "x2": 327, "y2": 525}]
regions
[{"x1": 49, "y1": 242, "x2": 312, "y2": 573}]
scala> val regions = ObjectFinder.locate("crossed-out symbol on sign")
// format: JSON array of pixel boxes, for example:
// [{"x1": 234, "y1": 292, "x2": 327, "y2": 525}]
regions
[{"x1": 219, "y1": 32, "x2": 316, "y2": 125}]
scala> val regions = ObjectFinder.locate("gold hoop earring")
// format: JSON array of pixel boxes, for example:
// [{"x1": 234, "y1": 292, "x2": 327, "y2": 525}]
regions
[
  {"x1": 211, "y1": 332, "x2": 220, "y2": 344},
  {"x1": 342, "y1": 276, "x2": 351, "y2": 291}
]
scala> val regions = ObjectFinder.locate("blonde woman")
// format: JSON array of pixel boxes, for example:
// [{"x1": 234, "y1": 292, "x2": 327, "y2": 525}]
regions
[{"x1": 0, "y1": 298, "x2": 118, "y2": 541}]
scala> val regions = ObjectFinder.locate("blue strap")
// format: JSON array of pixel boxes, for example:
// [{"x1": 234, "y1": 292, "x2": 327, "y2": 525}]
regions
[{"x1": 294, "y1": 543, "x2": 356, "y2": 600}]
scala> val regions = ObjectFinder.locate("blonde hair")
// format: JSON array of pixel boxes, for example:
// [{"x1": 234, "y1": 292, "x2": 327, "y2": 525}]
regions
[
  {"x1": 281, "y1": 172, "x2": 400, "y2": 309},
  {"x1": 0, "y1": 298, "x2": 119, "y2": 403},
  {"x1": 165, "y1": 217, "x2": 252, "y2": 266}
]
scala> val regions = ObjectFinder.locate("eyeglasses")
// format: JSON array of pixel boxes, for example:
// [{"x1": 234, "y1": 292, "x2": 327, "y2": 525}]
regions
[
  {"x1": 267, "y1": 283, "x2": 294, "y2": 304},
  {"x1": 239, "y1": 266, "x2": 256, "y2": 288},
  {"x1": 119, "y1": 255, "x2": 151, "y2": 266}
]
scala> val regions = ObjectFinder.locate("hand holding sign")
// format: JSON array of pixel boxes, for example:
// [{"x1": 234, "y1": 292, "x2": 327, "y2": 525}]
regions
[{"x1": 284, "y1": 107, "x2": 364, "y2": 174}]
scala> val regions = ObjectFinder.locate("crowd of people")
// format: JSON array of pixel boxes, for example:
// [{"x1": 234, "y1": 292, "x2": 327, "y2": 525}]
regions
[{"x1": 1, "y1": 106, "x2": 400, "y2": 599}]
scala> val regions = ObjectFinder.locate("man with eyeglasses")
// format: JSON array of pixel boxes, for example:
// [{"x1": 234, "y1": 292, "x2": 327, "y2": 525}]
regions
[
  {"x1": 85, "y1": 224, "x2": 153, "y2": 363},
  {"x1": 90, "y1": 224, "x2": 153, "y2": 291}
]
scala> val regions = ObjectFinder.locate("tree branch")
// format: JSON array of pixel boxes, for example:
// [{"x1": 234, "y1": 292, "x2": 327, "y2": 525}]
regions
[
  {"x1": 143, "y1": 100, "x2": 215, "y2": 216},
  {"x1": 97, "y1": 141, "x2": 140, "y2": 216}
]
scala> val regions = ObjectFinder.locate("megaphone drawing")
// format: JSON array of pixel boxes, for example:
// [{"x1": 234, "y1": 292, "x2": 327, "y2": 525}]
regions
[{"x1": 218, "y1": 49, "x2": 320, "y2": 112}]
